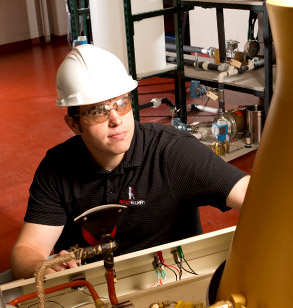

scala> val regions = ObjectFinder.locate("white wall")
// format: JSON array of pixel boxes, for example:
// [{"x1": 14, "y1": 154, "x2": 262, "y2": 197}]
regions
[
  {"x1": 0, "y1": 0, "x2": 67, "y2": 46},
  {"x1": 47, "y1": 0, "x2": 68, "y2": 36},
  {"x1": 189, "y1": 7, "x2": 255, "y2": 52},
  {"x1": 0, "y1": 1, "x2": 258, "y2": 52}
]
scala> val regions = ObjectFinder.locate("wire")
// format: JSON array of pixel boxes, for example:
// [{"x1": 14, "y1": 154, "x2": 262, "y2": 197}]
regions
[
  {"x1": 162, "y1": 262, "x2": 178, "y2": 281},
  {"x1": 150, "y1": 268, "x2": 163, "y2": 288},
  {"x1": 181, "y1": 257, "x2": 198, "y2": 276},
  {"x1": 27, "y1": 300, "x2": 65, "y2": 308},
  {"x1": 71, "y1": 302, "x2": 93, "y2": 308},
  {"x1": 178, "y1": 261, "x2": 183, "y2": 280},
  {"x1": 202, "y1": 97, "x2": 210, "y2": 108},
  {"x1": 173, "y1": 247, "x2": 198, "y2": 277},
  {"x1": 156, "y1": 251, "x2": 181, "y2": 282}
]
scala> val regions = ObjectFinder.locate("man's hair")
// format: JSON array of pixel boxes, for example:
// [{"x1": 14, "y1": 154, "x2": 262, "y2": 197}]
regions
[
  {"x1": 67, "y1": 106, "x2": 80, "y2": 118},
  {"x1": 67, "y1": 106, "x2": 83, "y2": 132}
]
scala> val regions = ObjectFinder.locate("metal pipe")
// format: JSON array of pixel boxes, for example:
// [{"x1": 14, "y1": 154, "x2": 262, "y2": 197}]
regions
[
  {"x1": 138, "y1": 98, "x2": 173, "y2": 110},
  {"x1": 9, "y1": 280, "x2": 104, "y2": 308},
  {"x1": 166, "y1": 42, "x2": 203, "y2": 54},
  {"x1": 166, "y1": 55, "x2": 195, "y2": 66},
  {"x1": 198, "y1": 61, "x2": 227, "y2": 72},
  {"x1": 238, "y1": 58, "x2": 265, "y2": 74},
  {"x1": 106, "y1": 269, "x2": 118, "y2": 306},
  {"x1": 192, "y1": 104, "x2": 218, "y2": 114},
  {"x1": 218, "y1": 65, "x2": 238, "y2": 83},
  {"x1": 166, "y1": 56, "x2": 227, "y2": 72},
  {"x1": 165, "y1": 43, "x2": 215, "y2": 57},
  {"x1": 139, "y1": 102, "x2": 155, "y2": 110},
  {"x1": 217, "y1": 66, "x2": 238, "y2": 114}
]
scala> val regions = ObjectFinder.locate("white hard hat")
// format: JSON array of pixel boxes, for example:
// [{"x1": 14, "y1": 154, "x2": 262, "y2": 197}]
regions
[{"x1": 56, "y1": 44, "x2": 138, "y2": 107}]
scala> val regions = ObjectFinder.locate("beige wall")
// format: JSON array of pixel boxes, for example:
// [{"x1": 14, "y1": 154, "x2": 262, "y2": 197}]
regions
[
  {"x1": 189, "y1": 7, "x2": 259, "y2": 53},
  {"x1": 0, "y1": 1, "x2": 257, "y2": 53},
  {"x1": 0, "y1": 0, "x2": 67, "y2": 45},
  {"x1": 47, "y1": 0, "x2": 68, "y2": 36}
]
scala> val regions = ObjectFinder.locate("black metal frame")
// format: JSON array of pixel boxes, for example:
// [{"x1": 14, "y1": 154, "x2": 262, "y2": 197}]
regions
[
  {"x1": 67, "y1": 0, "x2": 91, "y2": 43},
  {"x1": 182, "y1": 0, "x2": 273, "y2": 117},
  {"x1": 123, "y1": 0, "x2": 190, "y2": 123},
  {"x1": 67, "y1": 0, "x2": 272, "y2": 120}
]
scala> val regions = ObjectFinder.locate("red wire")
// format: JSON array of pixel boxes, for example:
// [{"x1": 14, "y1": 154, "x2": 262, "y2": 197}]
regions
[
  {"x1": 157, "y1": 250, "x2": 181, "y2": 276},
  {"x1": 162, "y1": 261, "x2": 181, "y2": 275},
  {"x1": 9, "y1": 280, "x2": 101, "y2": 306}
]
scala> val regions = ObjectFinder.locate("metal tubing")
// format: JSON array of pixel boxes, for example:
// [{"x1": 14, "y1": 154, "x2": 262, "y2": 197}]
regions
[
  {"x1": 238, "y1": 59, "x2": 265, "y2": 74},
  {"x1": 166, "y1": 55, "x2": 194, "y2": 66},
  {"x1": 166, "y1": 42, "x2": 204, "y2": 54},
  {"x1": 9, "y1": 280, "x2": 104, "y2": 308},
  {"x1": 198, "y1": 62, "x2": 224, "y2": 71}
]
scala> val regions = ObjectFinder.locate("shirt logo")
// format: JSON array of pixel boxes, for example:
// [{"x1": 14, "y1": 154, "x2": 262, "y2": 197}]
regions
[
  {"x1": 120, "y1": 186, "x2": 146, "y2": 206},
  {"x1": 128, "y1": 187, "x2": 135, "y2": 200}
]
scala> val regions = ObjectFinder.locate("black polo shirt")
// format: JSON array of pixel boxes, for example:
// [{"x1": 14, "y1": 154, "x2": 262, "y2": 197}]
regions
[{"x1": 25, "y1": 121, "x2": 246, "y2": 256}]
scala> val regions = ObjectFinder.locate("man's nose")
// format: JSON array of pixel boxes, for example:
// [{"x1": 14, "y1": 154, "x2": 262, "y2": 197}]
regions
[{"x1": 108, "y1": 108, "x2": 122, "y2": 126}]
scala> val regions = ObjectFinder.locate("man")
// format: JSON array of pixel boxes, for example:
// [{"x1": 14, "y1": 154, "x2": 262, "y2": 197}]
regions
[{"x1": 10, "y1": 44, "x2": 250, "y2": 279}]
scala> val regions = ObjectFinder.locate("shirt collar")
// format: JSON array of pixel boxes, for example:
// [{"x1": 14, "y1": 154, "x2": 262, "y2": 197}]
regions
[{"x1": 119, "y1": 121, "x2": 143, "y2": 169}]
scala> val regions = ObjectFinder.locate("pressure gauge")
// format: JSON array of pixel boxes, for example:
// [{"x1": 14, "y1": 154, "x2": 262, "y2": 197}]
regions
[{"x1": 244, "y1": 40, "x2": 260, "y2": 58}]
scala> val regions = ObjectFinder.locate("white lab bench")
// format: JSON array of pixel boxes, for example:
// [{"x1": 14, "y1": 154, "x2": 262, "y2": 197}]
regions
[{"x1": 1, "y1": 227, "x2": 236, "y2": 308}]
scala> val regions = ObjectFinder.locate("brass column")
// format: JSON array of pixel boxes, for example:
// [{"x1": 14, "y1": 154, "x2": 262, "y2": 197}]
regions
[{"x1": 216, "y1": 1, "x2": 293, "y2": 306}]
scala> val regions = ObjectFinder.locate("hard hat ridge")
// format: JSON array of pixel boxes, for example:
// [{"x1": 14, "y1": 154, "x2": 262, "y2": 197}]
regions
[{"x1": 56, "y1": 44, "x2": 138, "y2": 107}]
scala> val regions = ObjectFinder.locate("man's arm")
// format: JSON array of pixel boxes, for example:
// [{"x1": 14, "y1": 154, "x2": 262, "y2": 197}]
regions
[
  {"x1": 226, "y1": 175, "x2": 250, "y2": 210},
  {"x1": 10, "y1": 222, "x2": 79, "y2": 279}
]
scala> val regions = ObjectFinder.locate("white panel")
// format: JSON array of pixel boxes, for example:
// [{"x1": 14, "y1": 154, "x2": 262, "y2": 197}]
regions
[
  {"x1": 89, "y1": 0, "x2": 166, "y2": 75},
  {"x1": 189, "y1": 7, "x2": 250, "y2": 51}
]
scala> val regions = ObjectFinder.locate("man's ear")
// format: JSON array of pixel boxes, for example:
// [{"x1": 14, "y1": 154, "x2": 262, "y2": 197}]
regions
[{"x1": 64, "y1": 115, "x2": 81, "y2": 135}]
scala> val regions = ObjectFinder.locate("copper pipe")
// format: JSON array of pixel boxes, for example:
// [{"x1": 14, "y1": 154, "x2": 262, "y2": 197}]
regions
[
  {"x1": 106, "y1": 269, "x2": 118, "y2": 306},
  {"x1": 9, "y1": 280, "x2": 104, "y2": 308},
  {"x1": 34, "y1": 246, "x2": 102, "y2": 308}
]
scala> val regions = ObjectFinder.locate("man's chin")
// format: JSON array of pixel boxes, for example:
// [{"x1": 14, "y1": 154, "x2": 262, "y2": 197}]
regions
[{"x1": 111, "y1": 144, "x2": 130, "y2": 156}]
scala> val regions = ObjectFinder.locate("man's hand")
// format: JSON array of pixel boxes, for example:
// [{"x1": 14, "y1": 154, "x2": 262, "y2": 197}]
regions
[{"x1": 45, "y1": 250, "x2": 81, "y2": 274}]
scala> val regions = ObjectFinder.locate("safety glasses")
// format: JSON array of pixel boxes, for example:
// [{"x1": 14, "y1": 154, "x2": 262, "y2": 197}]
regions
[{"x1": 77, "y1": 96, "x2": 132, "y2": 124}]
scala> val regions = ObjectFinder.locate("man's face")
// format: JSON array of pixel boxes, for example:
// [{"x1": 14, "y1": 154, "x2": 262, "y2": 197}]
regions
[{"x1": 67, "y1": 94, "x2": 135, "y2": 160}]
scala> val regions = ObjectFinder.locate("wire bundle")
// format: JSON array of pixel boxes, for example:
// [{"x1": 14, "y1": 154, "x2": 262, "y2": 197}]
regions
[{"x1": 151, "y1": 248, "x2": 198, "y2": 287}]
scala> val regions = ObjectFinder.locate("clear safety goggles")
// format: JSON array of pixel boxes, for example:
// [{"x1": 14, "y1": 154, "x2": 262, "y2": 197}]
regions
[{"x1": 77, "y1": 96, "x2": 132, "y2": 124}]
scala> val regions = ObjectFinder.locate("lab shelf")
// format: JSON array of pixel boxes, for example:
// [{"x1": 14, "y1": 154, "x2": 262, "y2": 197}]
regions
[
  {"x1": 167, "y1": 51, "x2": 275, "y2": 97},
  {"x1": 181, "y1": 0, "x2": 273, "y2": 117},
  {"x1": 137, "y1": 63, "x2": 178, "y2": 80},
  {"x1": 123, "y1": 0, "x2": 188, "y2": 122},
  {"x1": 184, "y1": 64, "x2": 276, "y2": 97},
  {"x1": 67, "y1": 0, "x2": 273, "y2": 121}
]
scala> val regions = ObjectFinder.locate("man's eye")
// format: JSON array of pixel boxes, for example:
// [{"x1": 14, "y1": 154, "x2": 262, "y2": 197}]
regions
[
  {"x1": 90, "y1": 107, "x2": 103, "y2": 116},
  {"x1": 117, "y1": 99, "x2": 127, "y2": 108}
]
